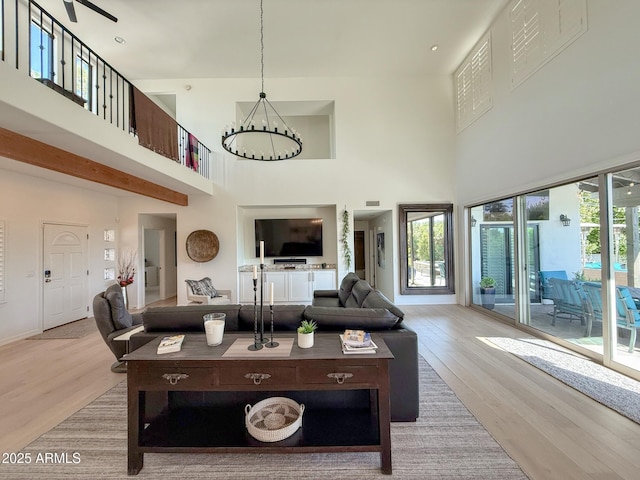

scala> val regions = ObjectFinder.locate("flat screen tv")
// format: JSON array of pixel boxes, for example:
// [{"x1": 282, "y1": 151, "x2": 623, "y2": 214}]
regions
[{"x1": 255, "y1": 218, "x2": 323, "y2": 257}]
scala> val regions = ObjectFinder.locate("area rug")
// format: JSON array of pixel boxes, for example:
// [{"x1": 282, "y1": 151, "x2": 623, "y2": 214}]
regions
[
  {"x1": 487, "y1": 337, "x2": 640, "y2": 425},
  {"x1": 0, "y1": 357, "x2": 527, "y2": 479},
  {"x1": 27, "y1": 317, "x2": 97, "y2": 339}
]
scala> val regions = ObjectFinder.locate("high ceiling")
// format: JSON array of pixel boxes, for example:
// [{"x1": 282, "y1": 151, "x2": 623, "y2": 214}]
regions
[{"x1": 38, "y1": 0, "x2": 509, "y2": 80}]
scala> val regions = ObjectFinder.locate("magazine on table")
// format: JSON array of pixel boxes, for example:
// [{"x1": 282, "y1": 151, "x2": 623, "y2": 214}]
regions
[
  {"x1": 339, "y1": 330, "x2": 378, "y2": 354},
  {"x1": 157, "y1": 334, "x2": 185, "y2": 354}
]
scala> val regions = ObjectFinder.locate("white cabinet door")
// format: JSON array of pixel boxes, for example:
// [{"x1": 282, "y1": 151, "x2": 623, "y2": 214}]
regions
[
  {"x1": 265, "y1": 271, "x2": 288, "y2": 302},
  {"x1": 240, "y1": 269, "x2": 336, "y2": 304},
  {"x1": 312, "y1": 270, "x2": 336, "y2": 291},
  {"x1": 288, "y1": 271, "x2": 313, "y2": 302},
  {"x1": 239, "y1": 272, "x2": 257, "y2": 303}
]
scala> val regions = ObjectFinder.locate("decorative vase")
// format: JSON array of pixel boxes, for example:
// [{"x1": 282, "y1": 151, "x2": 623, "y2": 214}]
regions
[
  {"x1": 480, "y1": 287, "x2": 496, "y2": 310},
  {"x1": 297, "y1": 332, "x2": 314, "y2": 348},
  {"x1": 121, "y1": 285, "x2": 128, "y2": 309}
]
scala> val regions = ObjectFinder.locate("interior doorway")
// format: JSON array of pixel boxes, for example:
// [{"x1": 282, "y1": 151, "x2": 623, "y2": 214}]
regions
[
  {"x1": 139, "y1": 214, "x2": 177, "y2": 307},
  {"x1": 143, "y1": 229, "x2": 164, "y2": 304},
  {"x1": 354, "y1": 231, "x2": 365, "y2": 279}
]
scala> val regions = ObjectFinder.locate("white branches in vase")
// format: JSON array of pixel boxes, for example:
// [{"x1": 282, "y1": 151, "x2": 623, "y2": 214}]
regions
[{"x1": 117, "y1": 249, "x2": 137, "y2": 286}]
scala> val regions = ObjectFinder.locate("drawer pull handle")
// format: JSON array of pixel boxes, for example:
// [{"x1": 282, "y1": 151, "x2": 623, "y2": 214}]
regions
[
  {"x1": 244, "y1": 373, "x2": 271, "y2": 385},
  {"x1": 162, "y1": 373, "x2": 189, "y2": 385},
  {"x1": 327, "y1": 372, "x2": 353, "y2": 384}
]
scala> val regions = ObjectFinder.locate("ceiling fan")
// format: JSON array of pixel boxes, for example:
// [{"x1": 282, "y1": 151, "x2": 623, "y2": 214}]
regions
[{"x1": 63, "y1": 0, "x2": 118, "y2": 23}]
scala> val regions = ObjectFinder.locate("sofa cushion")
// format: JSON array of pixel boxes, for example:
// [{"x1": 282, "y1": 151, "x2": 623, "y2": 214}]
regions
[
  {"x1": 238, "y1": 305, "x2": 306, "y2": 331},
  {"x1": 338, "y1": 272, "x2": 360, "y2": 306},
  {"x1": 362, "y1": 290, "x2": 405, "y2": 323},
  {"x1": 351, "y1": 280, "x2": 373, "y2": 306},
  {"x1": 303, "y1": 306, "x2": 399, "y2": 330},
  {"x1": 104, "y1": 284, "x2": 133, "y2": 330},
  {"x1": 142, "y1": 304, "x2": 240, "y2": 332},
  {"x1": 186, "y1": 277, "x2": 219, "y2": 298}
]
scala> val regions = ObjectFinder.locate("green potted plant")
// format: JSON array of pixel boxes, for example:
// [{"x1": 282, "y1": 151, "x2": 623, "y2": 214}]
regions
[
  {"x1": 297, "y1": 319, "x2": 318, "y2": 348},
  {"x1": 479, "y1": 277, "x2": 496, "y2": 310}
]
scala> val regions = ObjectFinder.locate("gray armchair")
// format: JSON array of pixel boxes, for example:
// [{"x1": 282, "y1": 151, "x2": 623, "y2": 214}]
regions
[{"x1": 93, "y1": 283, "x2": 143, "y2": 372}]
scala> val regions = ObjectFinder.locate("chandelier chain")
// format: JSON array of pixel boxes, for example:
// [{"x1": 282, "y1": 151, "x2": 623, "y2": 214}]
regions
[
  {"x1": 260, "y1": 0, "x2": 264, "y2": 94},
  {"x1": 220, "y1": 0, "x2": 302, "y2": 160}
]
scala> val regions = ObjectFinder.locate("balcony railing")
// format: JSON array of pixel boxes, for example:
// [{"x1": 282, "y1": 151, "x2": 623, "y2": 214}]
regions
[{"x1": 1, "y1": 0, "x2": 210, "y2": 180}]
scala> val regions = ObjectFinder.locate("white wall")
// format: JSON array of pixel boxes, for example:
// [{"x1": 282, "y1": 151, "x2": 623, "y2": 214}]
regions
[
  {"x1": 456, "y1": 0, "x2": 640, "y2": 303},
  {"x1": 456, "y1": 1, "x2": 640, "y2": 206},
  {"x1": 0, "y1": 47, "x2": 460, "y2": 343},
  {"x1": 0, "y1": 168, "x2": 118, "y2": 344},
  {"x1": 126, "y1": 74, "x2": 457, "y2": 305}
]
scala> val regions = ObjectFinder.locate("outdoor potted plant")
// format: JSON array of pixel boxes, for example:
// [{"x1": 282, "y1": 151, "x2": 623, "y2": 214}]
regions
[
  {"x1": 479, "y1": 277, "x2": 496, "y2": 310},
  {"x1": 297, "y1": 319, "x2": 317, "y2": 348}
]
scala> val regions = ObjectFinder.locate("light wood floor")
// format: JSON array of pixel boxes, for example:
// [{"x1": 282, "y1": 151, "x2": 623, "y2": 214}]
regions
[{"x1": 1, "y1": 302, "x2": 639, "y2": 479}]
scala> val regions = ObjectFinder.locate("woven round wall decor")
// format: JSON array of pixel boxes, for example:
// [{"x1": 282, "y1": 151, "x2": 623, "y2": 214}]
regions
[{"x1": 185, "y1": 230, "x2": 219, "y2": 262}]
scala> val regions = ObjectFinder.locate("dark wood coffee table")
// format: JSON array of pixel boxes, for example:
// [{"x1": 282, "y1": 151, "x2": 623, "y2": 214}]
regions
[{"x1": 124, "y1": 332, "x2": 394, "y2": 475}]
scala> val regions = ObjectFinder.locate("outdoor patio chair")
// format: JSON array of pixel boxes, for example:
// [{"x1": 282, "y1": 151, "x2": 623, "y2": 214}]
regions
[
  {"x1": 539, "y1": 270, "x2": 568, "y2": 301},
  {"x1": 548, "y1": 277, "x2": 586, "y2": 327},
  {"x1": 615, "y1": 287, "x2": 640, "y2": 353},
  {"x1": 582, "y1": 283, "x2": 639, "y2": 353}
]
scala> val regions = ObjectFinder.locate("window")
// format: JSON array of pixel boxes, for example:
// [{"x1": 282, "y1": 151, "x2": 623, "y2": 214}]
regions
[
  {"x1": 75, "y1": 54, "x2": 93, "y2": 108},
  {"x1": 30, "y1": 21, "x2": 54, "y2": 80},
  {"x1": 0, "y1": 220, "x2": 5, "y2": 302},
  {"x1": 510, "y1": 0, "x2": 587, "y2": 88},
  {"x1": 455, "y1": 32, "x2": 492, "y2": 133},
  {"x1": 399, "y1": 204, "x2": 454, "y2": 295}
]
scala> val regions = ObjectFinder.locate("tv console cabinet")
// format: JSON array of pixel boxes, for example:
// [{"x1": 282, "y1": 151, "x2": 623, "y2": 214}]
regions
[
  {"x1": 239, "y1": 268, "x2": 336, "y2": 303},
  {"x1": 125, "y1": 333, "x2": 393, "y2": 475}
]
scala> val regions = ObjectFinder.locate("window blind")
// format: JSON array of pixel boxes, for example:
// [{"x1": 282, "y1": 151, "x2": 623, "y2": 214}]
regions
[
  {"x1": 510, "y1": 0, "x2": 586, "y2": 88},
  {"x1": 455, "y1": 33, "x2": 492, "y2": 133}
]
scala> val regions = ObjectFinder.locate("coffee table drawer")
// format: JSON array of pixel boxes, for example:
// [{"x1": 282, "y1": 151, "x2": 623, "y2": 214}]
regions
[
  {"x1": 137, "y1": 368, "x2": 215, "y2": 389},
  {"x1": 299, "y1": 366, "x2": 379, "y2": 385},
  {"x1": 218, "y1": 366, "x2": 296, "y2": 386}
]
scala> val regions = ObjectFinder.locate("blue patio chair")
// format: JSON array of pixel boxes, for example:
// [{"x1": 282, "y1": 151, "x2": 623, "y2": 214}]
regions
[
  {"x1": 582, "y1": 283, "x2": 639, "y2": 353},
  {"x1": 582, "y1": 282, "x2": 604, "y2": 337},
  {"x1": 539, "y1": 270, "x2": 568, "y2": 300},
  {"x1": 616, "y1": 287, "x2": 640, "y2": 353},
  {"x1": 548, "y1": 277, "x2": 586, "y2": 327}
]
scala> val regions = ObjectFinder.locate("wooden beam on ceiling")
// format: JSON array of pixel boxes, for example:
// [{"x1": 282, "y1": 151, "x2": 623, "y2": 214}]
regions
[{"x1": 0, "y1": 127, "x2": 188, "y2": 206}]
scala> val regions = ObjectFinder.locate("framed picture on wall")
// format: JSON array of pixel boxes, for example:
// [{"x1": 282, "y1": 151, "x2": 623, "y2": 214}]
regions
[{"x1": 377, "y1": 232, "x2": 385, "y2": 268}]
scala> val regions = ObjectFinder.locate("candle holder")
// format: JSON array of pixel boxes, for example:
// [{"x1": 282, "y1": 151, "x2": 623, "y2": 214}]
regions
[
  {"x1": 247, "y1": 277, "x2": 263, "y2": 351},
  {"x1": 259, "y1": 263, "x2": 267, "y2": 344},
  {"x1": 265, "y1": 305, "x2": 279, "y2": 348}
]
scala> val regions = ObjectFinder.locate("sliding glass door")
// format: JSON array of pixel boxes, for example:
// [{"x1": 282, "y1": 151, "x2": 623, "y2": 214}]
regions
[{"x1": 468, "y1": 172, "x2": 640, "y2": 378}]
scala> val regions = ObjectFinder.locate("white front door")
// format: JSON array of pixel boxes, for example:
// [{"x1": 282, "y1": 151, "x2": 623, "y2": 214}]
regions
[{"x1": 43, "y1": 224, "x2": 89, "y2": 330}]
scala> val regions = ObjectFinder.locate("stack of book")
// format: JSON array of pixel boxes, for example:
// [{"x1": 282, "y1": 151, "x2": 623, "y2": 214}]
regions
[
  {"x1": 157, "y1": 334, "x2": 185, "y2": 354},
  {"x1": 339, "y1": 329, "x2": 378, "y2": 354}
]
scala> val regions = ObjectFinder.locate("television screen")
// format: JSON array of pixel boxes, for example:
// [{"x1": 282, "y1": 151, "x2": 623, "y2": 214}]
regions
[{"x1": 255, "y1": 218, "x2": 323, "y2": 257}]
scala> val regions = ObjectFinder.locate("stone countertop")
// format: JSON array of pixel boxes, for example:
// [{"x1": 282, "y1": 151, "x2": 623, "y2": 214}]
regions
[{"x1": 238, "y1": 264, "x2": 336, "y2": 272}]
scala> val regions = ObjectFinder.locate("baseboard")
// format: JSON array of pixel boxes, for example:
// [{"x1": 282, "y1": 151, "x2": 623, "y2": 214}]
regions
[{"x1": 0, "y1": 328, "x2": 42, "y2": 346}]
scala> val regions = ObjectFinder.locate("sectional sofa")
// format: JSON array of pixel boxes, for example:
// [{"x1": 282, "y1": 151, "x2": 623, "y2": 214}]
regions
[{"x1": 94, "y1": 276, "x2": 419, "y2": 421}]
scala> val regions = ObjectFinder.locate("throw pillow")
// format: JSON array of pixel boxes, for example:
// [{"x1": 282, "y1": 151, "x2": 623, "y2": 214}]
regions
[{"x1": 186, "y1": 277, "x2": 218, "y2": 298}]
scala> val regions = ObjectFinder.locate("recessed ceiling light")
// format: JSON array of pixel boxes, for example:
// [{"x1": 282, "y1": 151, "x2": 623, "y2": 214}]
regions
[
  {"x1": 114, "y1": 36, "x2": 126, "y2": 45},
  {"x1": 430, "y1": 44, "x2": 439, "y2": 52}
]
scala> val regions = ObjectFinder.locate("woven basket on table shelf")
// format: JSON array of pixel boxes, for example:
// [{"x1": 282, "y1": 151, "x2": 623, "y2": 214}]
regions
[{"x1": 245, "y1": 397, "x2": 305, "y2": 442}]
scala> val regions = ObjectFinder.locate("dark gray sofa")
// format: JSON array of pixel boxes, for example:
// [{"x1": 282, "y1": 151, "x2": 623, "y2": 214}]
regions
[{"x1": 112, "y1": 275, "x2": 418, "y2": 422}]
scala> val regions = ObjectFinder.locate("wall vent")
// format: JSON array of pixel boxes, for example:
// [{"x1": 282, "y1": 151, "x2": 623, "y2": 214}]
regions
[{"x1": 366, "y1": 201, "x2": 380, "y2": 207}]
